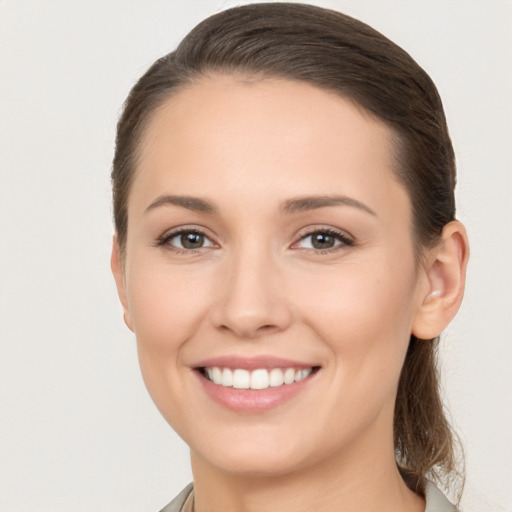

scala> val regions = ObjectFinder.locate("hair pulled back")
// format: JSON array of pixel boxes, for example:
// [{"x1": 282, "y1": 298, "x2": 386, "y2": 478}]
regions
[{"x1": 112, "y1": 2, "x2": 462, "y2": 496}]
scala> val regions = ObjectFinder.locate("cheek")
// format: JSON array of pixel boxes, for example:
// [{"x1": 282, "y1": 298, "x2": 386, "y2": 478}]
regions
[
  {"x1": 126, "y1": 260, "x2": 212, "y2": 352},
  {"x1": 294, "y1": 254, "x2": 419, "y2": 381},
  {"x1": 288, "y1": 257, "x2": 419, "y2": 444},
  {"x1": 124, "y1": 260, "x2": 217, "y2": 431}
]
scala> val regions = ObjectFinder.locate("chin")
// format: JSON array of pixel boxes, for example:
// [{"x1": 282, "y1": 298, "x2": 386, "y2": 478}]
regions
[
  {"x1": 187, "y1": 423, "x2": 336, "y2": 479},
  {"x1": 198, "y1": 448, "x2": 311, "y2": 478}
]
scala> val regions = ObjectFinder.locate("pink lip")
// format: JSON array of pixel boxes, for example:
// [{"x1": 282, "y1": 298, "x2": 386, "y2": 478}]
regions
[
  {"x1": 193, "y1": 355, "x2": 317, "y2": 371},
  {"x1": 192, "y1": 356, "x2": 320, "y2": 413},
  {"x1": 196, "y1": 375, "x2": 314, "y2": 413}
]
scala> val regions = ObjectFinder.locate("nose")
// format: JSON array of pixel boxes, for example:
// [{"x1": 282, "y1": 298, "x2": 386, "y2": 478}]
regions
[{"x1": 210, "y1": 249, "x2": 293, "y2": 339}]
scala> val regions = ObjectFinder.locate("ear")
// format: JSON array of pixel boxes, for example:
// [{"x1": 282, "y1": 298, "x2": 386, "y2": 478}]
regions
[
  {"x1": 110, "y1": 235, "x2": 134, "y2": 332},
  {"x1": 412, "y1": 221, "x2": 469, "y2": 340}
]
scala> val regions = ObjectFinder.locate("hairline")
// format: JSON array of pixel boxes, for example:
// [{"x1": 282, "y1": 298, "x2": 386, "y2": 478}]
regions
[{"x1": 119, "y1": 70, "x2": 429, "y2": 265}]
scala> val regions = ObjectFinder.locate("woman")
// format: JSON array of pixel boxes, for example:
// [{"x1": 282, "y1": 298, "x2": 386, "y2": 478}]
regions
[{"x1": 111, "y1": 3, "x2": 469, "y2": 511}]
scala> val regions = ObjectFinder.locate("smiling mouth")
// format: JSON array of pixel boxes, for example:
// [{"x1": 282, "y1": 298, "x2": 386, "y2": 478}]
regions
[{"x1": 199, "y1": 366, "x2": 320, "y2": 390}]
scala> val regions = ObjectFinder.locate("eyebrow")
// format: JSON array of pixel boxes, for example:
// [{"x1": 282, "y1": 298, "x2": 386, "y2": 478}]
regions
[
  {"x1": 281, "y1": 195, "x2": 377, "y2": 216},
  {"x1": 145, "y1": 195, "x2": 218, "y2": 214},
  {"x1": 144, "y1": 194, "x2": 376, "y2": 217}
]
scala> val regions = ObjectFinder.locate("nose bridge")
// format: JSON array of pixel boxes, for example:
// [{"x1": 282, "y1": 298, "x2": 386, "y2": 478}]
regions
[{"x1": 212, "y1": 236, "x2": 291, "y2": 338}]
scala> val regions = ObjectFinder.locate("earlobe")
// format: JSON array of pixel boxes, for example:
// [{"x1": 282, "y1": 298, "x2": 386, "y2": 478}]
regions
[
  {"x1": 412, "y1": 221, "x2": 469, "y2": 340},
  {"x1": 110, "y1": 235, "x2": 134, "y2": 332}
]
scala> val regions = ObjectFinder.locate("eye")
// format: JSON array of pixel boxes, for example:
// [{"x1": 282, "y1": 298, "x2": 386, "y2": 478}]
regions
[
  {"x1": 158, "y1": 229, "x2": 215, "y2": 252},
  {"x1": 294, "y1": 228, "x2": 354, "y2": 252}
]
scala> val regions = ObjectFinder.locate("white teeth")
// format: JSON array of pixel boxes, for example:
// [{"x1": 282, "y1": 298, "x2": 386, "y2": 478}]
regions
[
  {"x1": 221, "y1": 368, "x2": 233, "y2": 387},
  {"x1": 269, "y1": 368, "x2": 284, "y2": 387},
  {"x1": 300, "y1": 368, "x2": 312, "y2": 380},
  {"x1": 204, "y1": 366, "x2": 314, "y2": 389},
  {"x1": 232, "y1": 369, "x2": 250, "y2": 389},
  {"x1": 251, "y1": 369, "x2": 270, "y2": 390},
  {"x1": 212, "y1": 367, "x2": 222, "y2": 385},
  {"x1": 294, "y1": 368, "x2": 312, "y2": 382},
  {"x1": 284, "y1": 368, "x2": 295, "y2": 384}
]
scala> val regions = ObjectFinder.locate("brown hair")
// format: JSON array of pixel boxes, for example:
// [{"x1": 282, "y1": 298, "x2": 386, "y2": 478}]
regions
[{"x1": 112, "y1": 1, "x2": 462, "y2": 496}]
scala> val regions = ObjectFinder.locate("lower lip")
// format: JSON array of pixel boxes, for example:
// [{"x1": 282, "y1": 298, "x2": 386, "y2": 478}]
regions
[{"x1": 195, "y1": 370, "x2": 317, "y2": 413}]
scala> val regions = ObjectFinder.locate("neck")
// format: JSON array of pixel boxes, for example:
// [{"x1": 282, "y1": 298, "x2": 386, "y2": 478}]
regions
[{"x1": 190, "y1": 428, "x2": 425, "y2": 512}]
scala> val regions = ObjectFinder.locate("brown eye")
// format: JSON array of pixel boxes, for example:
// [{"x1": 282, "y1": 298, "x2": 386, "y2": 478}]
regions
[
  {"x1": 310, "y1": 232, "x2": 337, "y2": 249},
  {"x1": 162, "y1": 230, "x2": 215, "y2": 251},
  {"x1": 295, "y1": 229, "x2": 354, "y2": 252},
  {"x1": 180, "y1": 232, "x2": 205, "y2": 249}
]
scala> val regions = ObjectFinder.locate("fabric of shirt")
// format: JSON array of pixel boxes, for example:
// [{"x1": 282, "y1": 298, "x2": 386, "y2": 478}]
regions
[{"x1": 158, "y1": 480, "x2": 458, "y2": 512}]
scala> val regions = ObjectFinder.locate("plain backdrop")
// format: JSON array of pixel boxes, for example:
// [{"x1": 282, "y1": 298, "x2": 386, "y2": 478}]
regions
[{"x1": 1, "y1": 1, "x2": 511, "y2": 511}]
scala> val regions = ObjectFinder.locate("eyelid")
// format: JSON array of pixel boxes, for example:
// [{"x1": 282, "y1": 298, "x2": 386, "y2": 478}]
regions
[
  {"x1": 156, "y1": 225, "x2": 218, "y2": 252},
  {"x1": 291, "y1": 225, "x2": 355, "y2": 252},
  {"x1": 154, "y1": 224, "x2": 354, "y2": 254}
]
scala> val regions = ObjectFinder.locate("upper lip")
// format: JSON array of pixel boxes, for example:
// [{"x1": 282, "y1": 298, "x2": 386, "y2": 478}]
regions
[{"x1": 193, "y1": 355, "x2": 319, "y2": 371}]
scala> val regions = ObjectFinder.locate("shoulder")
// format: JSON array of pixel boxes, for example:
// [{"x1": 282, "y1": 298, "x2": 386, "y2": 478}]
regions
[
  {"x1": 424, "y1": 480, "x2": 459, "y2": 512},
  {"x1": 158, "y1": 483, "x2": 194, "y2": 512},
  {"x1": 159, "y1": 480, "x2": 458, "y2": 511}
]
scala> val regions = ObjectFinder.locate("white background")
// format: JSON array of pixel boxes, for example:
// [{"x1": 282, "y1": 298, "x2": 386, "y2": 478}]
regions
[{"x1": 1, "y1": 1, "x2": 511, "y2": 510}]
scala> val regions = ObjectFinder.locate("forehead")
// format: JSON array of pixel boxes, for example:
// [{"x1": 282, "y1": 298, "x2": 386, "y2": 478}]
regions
[{"x1": 131, "y1": 74, "x2": 409, "y2": 221}]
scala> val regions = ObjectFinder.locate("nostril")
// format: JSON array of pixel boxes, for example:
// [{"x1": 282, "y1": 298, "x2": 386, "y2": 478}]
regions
[
  {"x1": 217, "y1": 322, "x2": 279, "y2": 338},
  {"x1": 211, "y1": 294, "x2": 293, "y2": 338}
]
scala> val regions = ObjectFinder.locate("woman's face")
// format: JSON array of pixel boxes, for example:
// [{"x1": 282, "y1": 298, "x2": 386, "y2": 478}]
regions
[{"x1": 114, "y1": 75, "x2": 430, "y2": 476}]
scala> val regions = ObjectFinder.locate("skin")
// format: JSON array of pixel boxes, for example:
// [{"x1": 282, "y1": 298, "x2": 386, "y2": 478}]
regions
[{"x1": 112, "y1": 75, "x2": 468, "y2": 512}]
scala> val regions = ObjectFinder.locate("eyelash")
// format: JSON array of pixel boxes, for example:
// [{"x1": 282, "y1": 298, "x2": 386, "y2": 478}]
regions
[
  {"x1": 294, "y1": 228, "x2": 355, "y2": 254},
  {"x1": 156, "y1": 227, "x2": 214, "y2": 254},
  {"x1": 156, "y1": 227, "x2": 355, "y2": 255}
]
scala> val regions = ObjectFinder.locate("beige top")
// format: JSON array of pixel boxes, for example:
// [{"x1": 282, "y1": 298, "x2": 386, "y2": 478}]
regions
[
  {"x1": 181, "y1": 487, "x2": 194, "y2": 512},
  {"x1": 159, "y1": 480, "x2": 458, "y2": 512}
]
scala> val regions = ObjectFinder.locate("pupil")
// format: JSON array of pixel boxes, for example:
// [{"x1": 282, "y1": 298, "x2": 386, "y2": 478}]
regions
[
  {"x1": 312, "y1": 233, "x2": 334, "y2": 249},
  {"x1": 181, "y1": 232, "x2": 204, "y2": 249}
]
